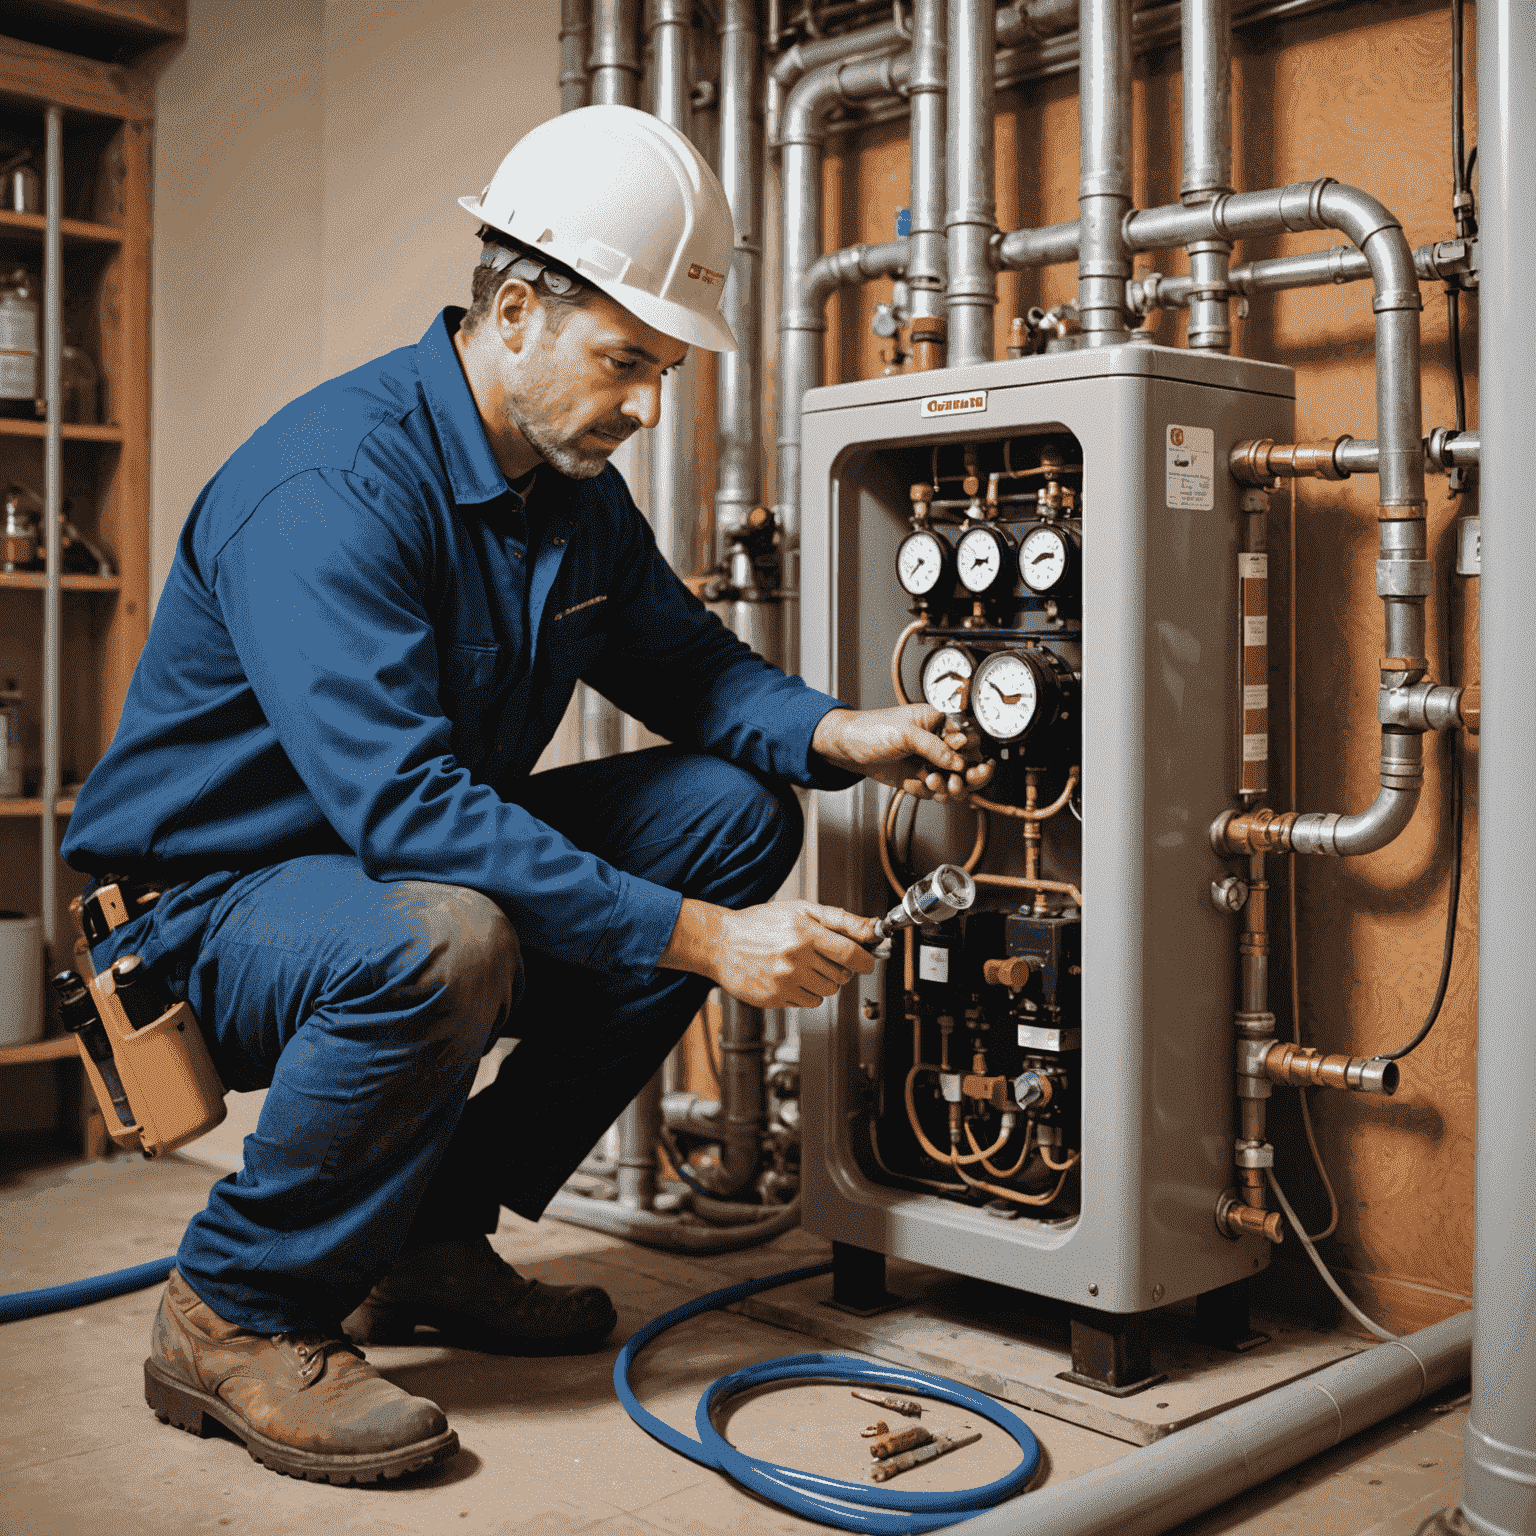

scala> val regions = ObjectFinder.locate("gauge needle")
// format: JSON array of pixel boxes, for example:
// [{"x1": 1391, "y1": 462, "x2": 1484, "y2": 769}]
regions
[
  {"x1": 987, "y1": 684, "x2": 1023, "y2": 704},
  {"x1": 1029, "y1": 551, "x2": 1053, "y2": 565},
  {"x1": 932, "y1": 670, "x2": 966, "y2": 686}
]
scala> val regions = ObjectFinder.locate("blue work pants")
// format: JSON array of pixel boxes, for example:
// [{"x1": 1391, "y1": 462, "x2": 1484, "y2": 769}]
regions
[{"x1": 87, "y1": 748, "x2": 802, "y2": 1333}]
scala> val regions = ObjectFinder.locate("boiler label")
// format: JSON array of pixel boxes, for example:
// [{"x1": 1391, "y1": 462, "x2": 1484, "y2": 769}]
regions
[
  {"x1": 1166, "y1": 423, "x2": 1214, "y2": 510},
  {"x1": 919, "y1": 389, "x2": 989, "y2": 420},
  {"x1": 919, "y1": 945, "x2": 950, "y2": 983}
]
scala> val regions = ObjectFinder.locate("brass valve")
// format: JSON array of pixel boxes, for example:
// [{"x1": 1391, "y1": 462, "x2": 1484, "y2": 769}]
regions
[
  {"x1": 1259, "y1": 1040, "x2": 1399, "y2": 1095},
  {"x1": 1216, "y1": 1188, "x2": 1284, "y2": 1243},
  {"x1": 961, "y1": 1073, "x2": 1010, "y2": 1108},
  {"x1": 983, "y1": 955, "x2": 1036, "y2": 989}
]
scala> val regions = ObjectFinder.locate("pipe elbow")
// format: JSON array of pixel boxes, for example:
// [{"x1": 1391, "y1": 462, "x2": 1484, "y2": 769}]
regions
[
  {"x1": 1316, "y1": 183, "x2": 1419, "y2": 298},
  {"x1": 1292, "y1": 784, "x2": 1420, "y2": 857}
]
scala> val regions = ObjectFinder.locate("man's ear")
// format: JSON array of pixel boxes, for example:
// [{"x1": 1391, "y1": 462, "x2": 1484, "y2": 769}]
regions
[{"x1": 494, "y1": 278, "x2": 536, "y2": 351}]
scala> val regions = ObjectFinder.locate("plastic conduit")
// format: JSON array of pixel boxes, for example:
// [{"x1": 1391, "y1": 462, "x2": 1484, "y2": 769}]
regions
[{"x1": 614, "y1": 1260, "x2": 1041, "y2": 1533}]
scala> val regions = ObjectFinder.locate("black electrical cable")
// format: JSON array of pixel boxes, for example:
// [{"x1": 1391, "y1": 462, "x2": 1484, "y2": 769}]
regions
[{"x1": 1450, "y1": 0, "x2": 1465, "y2": 200}]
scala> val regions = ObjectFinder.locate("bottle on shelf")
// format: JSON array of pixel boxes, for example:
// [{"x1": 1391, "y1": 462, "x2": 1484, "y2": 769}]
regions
[{"x1": 0, "y1": 268, "x2": 41, "y2": 420}]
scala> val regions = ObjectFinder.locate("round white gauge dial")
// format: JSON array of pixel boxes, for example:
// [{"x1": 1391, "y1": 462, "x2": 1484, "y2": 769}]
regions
[
  {"x1": 1019, "y1": 526, "x2": 1069, "y2": 592},
  {"x1": 895, "y1": 529, "x2": 950, "y2": 596},
  {"x1": 920, "y1": 645, "x2": 974, "y2": 714},
  {"x1": 972, "y1": 650, "x2": 1039, "y2": 742},
  {"x1": 957, "y1": 526, "x2": 1010, "y2": 595}
]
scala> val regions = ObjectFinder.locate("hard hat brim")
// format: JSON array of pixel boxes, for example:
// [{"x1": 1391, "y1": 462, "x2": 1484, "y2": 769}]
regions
[{"x1": 458, "y1": 194, "x2": 738, "y2": 354}]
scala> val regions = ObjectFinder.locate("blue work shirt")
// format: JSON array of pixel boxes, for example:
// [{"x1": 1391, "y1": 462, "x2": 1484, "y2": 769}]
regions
[{"x1": 63, "y1": 308, "x2": 853, "y2": 986}]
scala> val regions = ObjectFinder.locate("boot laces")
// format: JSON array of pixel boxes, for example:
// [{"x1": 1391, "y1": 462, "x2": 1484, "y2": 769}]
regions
[{"x1": 273, "y1": 1330, "x2": 364, "y2": 1382}]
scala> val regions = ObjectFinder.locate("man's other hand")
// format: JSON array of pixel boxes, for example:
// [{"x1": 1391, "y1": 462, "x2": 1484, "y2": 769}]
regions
[
  {"x1": 812, "y1": 704, "x2": 996, "y2": 804},
  {"x1": 659, "y1": 898, "x2": 878, "y2": 1009}
]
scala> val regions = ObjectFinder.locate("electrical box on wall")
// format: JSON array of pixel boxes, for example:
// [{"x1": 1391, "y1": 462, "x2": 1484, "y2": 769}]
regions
[{"x1": 798, "y1": 344, "x2": 1294, "y2": 1315}]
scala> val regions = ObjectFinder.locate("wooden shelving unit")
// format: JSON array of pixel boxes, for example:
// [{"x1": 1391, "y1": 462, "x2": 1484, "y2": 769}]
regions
[{"x1": 0, "y1": 2, "x2": 180, "y2": 1158}]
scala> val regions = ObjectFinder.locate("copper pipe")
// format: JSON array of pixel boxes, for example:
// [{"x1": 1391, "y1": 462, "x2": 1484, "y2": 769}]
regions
[
  {"x1": 964, "y1": 1114, "x2": 1035, "y2": 1178},
  {"x1": 950, "y1": 1152, "x2": 1073, "y2": 1207},
  {"x1": 973, "y1": 871, "x2": 1085, "y2": 907},
  {"x1": 903, "y1": 1064, "x2": 1013, "y2": 1165},
  {"x1": 972, "y1": 764, "x2": 1079, "y2": 820},
  {"x1": 891, "y1": 614, "x2": 927, "y2": 704},
  {"x1": 869, "y1": 1115, "x2": 967, "y2": 1193},
  {"x1": 1213, "y1": 804, "x2": 1299, "y2": 856},
  {"x1": 1039, "y1": 1143, "x2": 1079, "y2": 1172},
  {"x1": 909, "y1": 314, "x2": 947, "y2": 370}
]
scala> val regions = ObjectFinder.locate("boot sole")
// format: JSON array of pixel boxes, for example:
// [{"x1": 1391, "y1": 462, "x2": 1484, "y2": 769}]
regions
[
  {"x1": 348, "y1": 1302, "x2": 617, "y2": 1356},
  {"x1": 143, "y1": 1358, "x2": 460, "y2": 1485}
]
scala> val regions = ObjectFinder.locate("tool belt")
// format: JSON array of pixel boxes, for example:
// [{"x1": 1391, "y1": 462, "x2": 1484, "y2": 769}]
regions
[{"x1": 63, "y1": 879, "x2": 227, "y2": 1159}]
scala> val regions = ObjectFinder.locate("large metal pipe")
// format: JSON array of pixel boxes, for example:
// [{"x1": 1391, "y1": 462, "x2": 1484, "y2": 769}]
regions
[
  {"x1": 907, "y1": 0, "x2": 947, "y2": 368},
  {"x1": 766, "y1": 19, "x2": 907, "y2": 147},
  {"x1": 715, "y1": 0, "x2": 763, "y2": 554},
  {"x1": 588, "y1": 0, "x2": 641, "y2": 104},
  {"x1": 559, "y1": 0, "x2": 591, "y2": 110},
  {"x1": 1463, "y1": 0, "x2": 1536, "y2": 1527},
  {"x1": 945, "y1": 0, "x2": 995, "y2": 364},
  {"x1": 1179, "y1": 0, "x2": 1233, "y2": 351},
  {"x1": 1077, "y1": 0, "x2": 1133, "y2": 343},
  {"x1": 645, "y1": 0, "x2": 699, "y2": 580},
  {"x1": 954, "y1": 1313, "x2": 1470, "y2": 1535}
]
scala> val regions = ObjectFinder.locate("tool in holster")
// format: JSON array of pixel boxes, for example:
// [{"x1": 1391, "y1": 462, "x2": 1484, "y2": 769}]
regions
[{"x1": 62, "y1": 881, "x2": 227, "y2": 1159}]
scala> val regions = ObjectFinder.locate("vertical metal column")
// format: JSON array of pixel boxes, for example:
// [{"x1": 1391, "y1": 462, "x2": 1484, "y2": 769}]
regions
[
  {"x1": 1463, "y1": 0, "x2": 1536, "y2": 1529},
  {"x1": 1077, "y1": 0, "x2": 1132, "y2": 344},
  {"x1": 944, "y1": 0, "x2": 995, "y2": 366},
  {"x1": 714, "y1": 0, "x2": 762, "y2": 558},
  {"x1": 907, "y1": 0, "x2": 948, "y2": 369},
  {"x1": 1179, "y1": 0, "x2": 1233, "y2": 352},
  {"x1": 588, "y1": 0, "x2": 641, "y2": 104},
  {"x1": 645, "y1": 0, "x2": 699, "y2": 580},
  {"x1": 40, "y1": 105, "x2": 63, "y2": 958},
  {"x1": 560, "y1": 0, "x2": 591, "y2": 111}
]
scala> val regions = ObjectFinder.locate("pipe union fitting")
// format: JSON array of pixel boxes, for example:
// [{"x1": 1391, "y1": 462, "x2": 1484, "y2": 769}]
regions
[
  {"x1": 1379, "y1": 681, "x2": 1465, "y2": 731},
  {"x1": 1234, "y1": 1140, "x2": 1275, "y2": 1169},
  {"x1": 1376, "y1": 558, "x2": 1434, "y2": 597},
  {"x1": 1287, "y1": 812, "x2": 1340, "y2": 856}
]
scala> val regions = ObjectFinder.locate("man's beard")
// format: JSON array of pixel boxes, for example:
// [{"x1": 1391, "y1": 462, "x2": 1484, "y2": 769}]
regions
[{"x1": 506, "y1": 396, "x2": 634, "y2": 480}]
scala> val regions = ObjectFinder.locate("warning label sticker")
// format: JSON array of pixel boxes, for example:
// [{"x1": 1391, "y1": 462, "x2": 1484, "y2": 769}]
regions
[
  {"x1": 1166, "y1": 424, "x2": 1215, "y2": 510},
  {"x1": 918, "y1": 945, "x2": 950, "y2": 983}
]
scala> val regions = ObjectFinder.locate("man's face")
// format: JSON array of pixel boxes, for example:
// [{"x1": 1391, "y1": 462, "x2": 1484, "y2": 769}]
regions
[{"x1": 501, "y1": 289, "x2": 689, "y2": 479}]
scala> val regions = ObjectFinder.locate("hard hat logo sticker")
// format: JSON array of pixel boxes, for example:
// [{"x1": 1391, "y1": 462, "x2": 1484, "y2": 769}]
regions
[{"x1": 688, "y1": 263, "x2": 725, "y2": 286}]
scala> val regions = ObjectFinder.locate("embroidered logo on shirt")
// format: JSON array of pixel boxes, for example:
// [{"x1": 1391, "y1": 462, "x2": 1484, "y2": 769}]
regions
[{"x1": 552, "y1": 595, "x2": 608, "y2": 622}]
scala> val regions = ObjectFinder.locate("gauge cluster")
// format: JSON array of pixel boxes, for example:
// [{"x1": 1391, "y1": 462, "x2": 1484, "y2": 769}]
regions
[{"x1": 899, "y1": 434, "x2": 1084, "y2": 803}]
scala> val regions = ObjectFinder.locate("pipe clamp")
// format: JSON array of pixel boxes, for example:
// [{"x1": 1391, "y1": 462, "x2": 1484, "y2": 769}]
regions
[{"x1": 1376, "y1": 558, "x2": 1434, "y2": 596}]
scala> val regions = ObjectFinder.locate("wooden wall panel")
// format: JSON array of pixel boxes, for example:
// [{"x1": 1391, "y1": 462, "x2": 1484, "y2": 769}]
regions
[{"x1": 821, "y1": 0, "x2": 1477, "y2": 1332}]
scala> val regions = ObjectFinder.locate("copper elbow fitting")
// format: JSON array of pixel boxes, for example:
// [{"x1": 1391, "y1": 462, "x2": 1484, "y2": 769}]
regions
[
  {"x1": 1211, "y1": 806, "x2": 1298, "y2": 857},
  {"x1": 1260, "y1": 1040, "x2": 1400, "y2": 1095},
  {"x1": 1216, "y1": 1189, "x2": 1284, "y2": 1243}
]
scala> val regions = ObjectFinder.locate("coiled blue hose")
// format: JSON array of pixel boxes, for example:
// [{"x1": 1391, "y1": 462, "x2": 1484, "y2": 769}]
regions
[
  {"x1": 614, "y1": 1260, "x2": 1041, "y2": 1533},
  {"x1": 0, "y1": 1256, "x2": 175, "y2": 1325}
]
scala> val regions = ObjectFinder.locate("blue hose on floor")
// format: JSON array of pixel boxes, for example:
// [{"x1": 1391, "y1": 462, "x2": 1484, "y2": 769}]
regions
[
  {"x1": 614, "y1": 1260, "x2": 1041, "y2": 1534},
  {"x1": 0, "y1": 1256, "x2": 175, "y2": 1324}
]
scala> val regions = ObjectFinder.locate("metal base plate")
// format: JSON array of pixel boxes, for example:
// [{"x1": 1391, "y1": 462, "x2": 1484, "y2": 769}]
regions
[{"x1": 1056, "y1": 1368, "x2": 1169, "y2": 1399}]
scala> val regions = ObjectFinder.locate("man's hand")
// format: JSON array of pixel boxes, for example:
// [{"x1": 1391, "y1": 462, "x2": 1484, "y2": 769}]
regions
[
  {"x1": 812, "y1": 704, "x2": 996, "y2": 803},
  {"x1": 658, "y1": 897, "x2": 877, "y2": 1009}
]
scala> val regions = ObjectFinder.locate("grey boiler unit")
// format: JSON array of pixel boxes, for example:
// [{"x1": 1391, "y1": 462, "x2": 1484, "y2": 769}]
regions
[{"x1": 799, "y1": 343, "x2": 1295, "y2": 1351}]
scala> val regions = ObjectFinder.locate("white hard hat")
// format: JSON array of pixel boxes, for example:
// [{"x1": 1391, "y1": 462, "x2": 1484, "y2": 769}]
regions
[{"x1": 459, "y1": 105, "x2": 737, "y2": 354}]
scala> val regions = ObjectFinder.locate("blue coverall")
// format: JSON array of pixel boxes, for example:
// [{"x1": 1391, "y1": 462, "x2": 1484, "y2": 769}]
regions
[{"x1": 62, "y1": 308, "x2": 855, "y2": 1333}]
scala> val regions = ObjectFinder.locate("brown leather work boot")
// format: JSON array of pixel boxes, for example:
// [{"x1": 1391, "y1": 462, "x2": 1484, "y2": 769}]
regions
[
  {"x1": 143, "y1": 1268, "x2": 459, "y2": 1484},
  {"x1": 342, "y1": 1234, "x2": 617, "y2": 1355}
]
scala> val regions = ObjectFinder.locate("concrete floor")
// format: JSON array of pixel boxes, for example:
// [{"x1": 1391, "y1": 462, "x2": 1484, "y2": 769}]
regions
[{"x1": 0, "y1": 1152, "x2": 1469, "y2": 1536}]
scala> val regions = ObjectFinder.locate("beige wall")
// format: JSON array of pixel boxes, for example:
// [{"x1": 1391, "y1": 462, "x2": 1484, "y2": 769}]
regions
[
  {"x1": 151, "y1": 0, "x2": 561, "y2": 599},
  {"x1": 150, "y1": 0, "x2": 560, "y2": 1168}
]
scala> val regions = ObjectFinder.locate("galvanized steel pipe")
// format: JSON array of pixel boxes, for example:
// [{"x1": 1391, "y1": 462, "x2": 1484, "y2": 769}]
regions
[
  {"x1": 715, "y1": 0, "x2": 764, "y2": 553},
  {"x1": 945, "y1": 0, "x2": 996, "y2": 364},
  {"x1": 1464, "y1": 0, "x2": 1536, "y2": 1529},
  {"x1": 907, "y1": 0, "x2": 948, "y2": 365},
  {"x1": 1179, "y1": 0, "x2": 1233, "y2": 351},
  {"x1": 559, "y1": 0, "x2": 591, "y2": 110},
  {"x1": 1077, "y1": 0, "x2": 1133, "y2": 343},
  {"x1": 588, "y1": 0, "x2": 641, "y2": 104}
]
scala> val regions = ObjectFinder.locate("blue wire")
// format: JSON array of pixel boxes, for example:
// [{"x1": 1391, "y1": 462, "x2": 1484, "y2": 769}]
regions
[
  {"x1": 0, "y1": 1256, "x2": 176, "y2": 1324},
  {"x1": 614, "y1": 1260, "x2": 1041, "y2": 1534}
]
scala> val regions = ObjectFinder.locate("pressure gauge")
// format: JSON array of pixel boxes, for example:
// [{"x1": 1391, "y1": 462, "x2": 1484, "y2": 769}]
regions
[
  {"x1": 956, "y1": 524, "x2": 1015, "y2": 597},
  {"x1": 920, "y1": 645, "x2": 975, "y2": 715},
  {"x1": 972, "y1": 650, "x2": 1041, "y2": 742},
  {"x1": 895, "y1": 528, "x2": 955, "y2": 599},
  {"x1": 1019, "y1": 524, "x2": 1073, "y2": 593}
]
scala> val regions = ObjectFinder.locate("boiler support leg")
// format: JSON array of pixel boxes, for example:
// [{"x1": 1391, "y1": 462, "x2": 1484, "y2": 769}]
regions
[
  {"x1": 1059, "y1": 1310, "x2": 1168, "y2": 1397},
  {"x1": 827, "y1": 1241, "x2": 904, "y2": 1316},
  {"x1": 1195, "y1": 1277, "x2": 1269, "y2": 1352}
]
